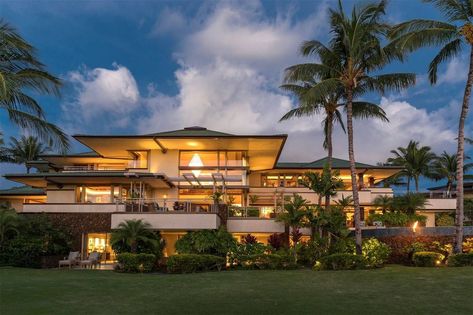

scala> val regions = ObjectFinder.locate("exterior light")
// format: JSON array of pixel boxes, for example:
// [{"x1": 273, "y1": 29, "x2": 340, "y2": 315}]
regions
[
  {"x1": 189, "y1": 153, "x2": 203, "y2": 177},
  {"x1": 436, "y1": 260, "x2": 441, "y2": 265},
  {"x1": 163, "y1": 194, "x2": 167, "y2": 199},
  {"x1": 412, "y1": 221, "x2": 419, "y2": 233}
]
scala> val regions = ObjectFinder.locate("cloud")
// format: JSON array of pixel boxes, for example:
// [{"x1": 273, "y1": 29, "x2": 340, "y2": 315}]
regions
[
  {"x1": 438, "y1": 56, "x2": 468, "y2": 85},
  {"x1": 151, "y1": 7, "x2": 187, "y2": 36},
  {"x1": 62, "y1": 64, "x2": 140, "y2": 133}
]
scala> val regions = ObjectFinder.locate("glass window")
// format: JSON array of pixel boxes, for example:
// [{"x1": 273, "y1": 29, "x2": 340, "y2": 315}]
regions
[
  {"x1": 285, "y1": 175, "x2": 298, "y2": 187},
  {"x1": 262, "y1": 175, "x2": 279, "y2": 187},
  {"x1": 180, "y1": 151, "x2": 218, "y2": 168},
  {"x1": 86, "y1": 233, "x2": 115, "y2": 262},
  {"x1": 84, "y1": 186, "x2": 112, "y2": 203}
]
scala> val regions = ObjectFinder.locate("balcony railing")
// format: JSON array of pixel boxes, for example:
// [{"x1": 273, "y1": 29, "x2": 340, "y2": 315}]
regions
[
  {"x1": 228, "y1": 205, "x2": 282, "y2": 219},
  {"x1": 117, "y1": 198, "x2": 219, "y2": 213},
  {"x1": 62, "y1": 165, "x2": 126, "y2": 172}
]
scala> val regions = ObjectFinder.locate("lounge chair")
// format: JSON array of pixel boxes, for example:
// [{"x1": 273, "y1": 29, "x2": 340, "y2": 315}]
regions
[
  {"x1": 79, "y1": 251, "x2": 101, "y2": 269},
  {"x1": 59, "y1": 251, "x2": 80, "y2": 269}
]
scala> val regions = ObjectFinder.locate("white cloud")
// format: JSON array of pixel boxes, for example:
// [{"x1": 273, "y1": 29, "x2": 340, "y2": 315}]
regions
[
  {"x1": 62, "y1": 64, "x2": 140, "y2": 133},
  {"x1": 151, "y1": 7, "x2": 187, "y2": 36},
  {"x1": 438, "y1": 56, "x2": 468, "y2": 84}
]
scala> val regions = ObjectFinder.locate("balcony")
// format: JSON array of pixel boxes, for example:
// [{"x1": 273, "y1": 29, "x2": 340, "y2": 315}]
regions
[
  {"x1": 22, "y1": 203, "x2": 125, "y2": 213},
  {"x1": 111, "y1": 212, "x2": 220, "y2": 230}
]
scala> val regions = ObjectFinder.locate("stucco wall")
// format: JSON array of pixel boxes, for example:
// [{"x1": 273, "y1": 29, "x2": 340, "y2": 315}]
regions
[{"x1": 150, "y1": 149, "x2": 179, "y2": 176}]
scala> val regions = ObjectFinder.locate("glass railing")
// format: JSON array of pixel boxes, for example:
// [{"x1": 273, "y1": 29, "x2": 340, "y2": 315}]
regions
[{"x1": 227, "y1": 206, "x2": 282, "y2": 219}]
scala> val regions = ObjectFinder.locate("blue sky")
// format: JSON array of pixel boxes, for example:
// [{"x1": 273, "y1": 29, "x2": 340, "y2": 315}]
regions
[{"x1": 0, "y1": 0, "x2": 472, "y2": 191}]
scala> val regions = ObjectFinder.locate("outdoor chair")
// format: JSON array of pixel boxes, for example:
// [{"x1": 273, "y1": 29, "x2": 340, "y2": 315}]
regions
[
  {"x1": 58, "y1": 251, "x2": 80, "y2": 269},
  {"x1": 79, "y1": 251, "x2": 101, "y2": 269}
]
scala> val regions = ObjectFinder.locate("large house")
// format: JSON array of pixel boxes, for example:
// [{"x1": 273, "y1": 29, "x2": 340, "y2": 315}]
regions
[{"x1": 1, "y1": 126, "x2": 456, "y2": 260}]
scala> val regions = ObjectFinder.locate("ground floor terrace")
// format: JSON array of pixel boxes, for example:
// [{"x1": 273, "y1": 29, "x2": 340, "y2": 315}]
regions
[{"x1": 1, "y1": 266, "x2": 472, "y2": 315}]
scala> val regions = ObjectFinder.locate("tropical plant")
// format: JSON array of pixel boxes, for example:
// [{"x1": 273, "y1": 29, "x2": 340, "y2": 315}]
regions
[
  {"x1": 389, "y1": 0, "x2": 473, "y2": 254},
  {"x1": 373, "y1": 195, "x2": 393, "y2": 214},
  {"x1": 276, "y1": 194, "x2": 308, "y2": 248},
  {"x1": 110, "y1": 219, "x2": 159, "y2": 254},
  {"x1": 430, "y1": 151, "x2": 473, "y2": 197},
  {"x1": 267, "y1": 233, "x2": 284, "y2": 251},
  {"x1": 2, "y1": 136, "x2": 49, "y2": 173},
  {"x1": 334, "y1": 194, "x2": 353, "y2": 211},
  {"x1": 392, "y1": 193, "x2": 428, "y2": 215},
  {"x1": 0, "y1": 207, "x2": 19, "y2": 246},
  {"x1": 242, "y1": 234, "x2": 258, "y2": 245},
  {"x1": 0, "y1": 20, "x2": 69, "y2": 151},
  {"x1": 174, "y1": 228, "x2": 237, "y2": 257},
  {"x1": 285, "y1": 1, "x2": 415, "y2": 254},
  {"x1": 298, "y1": 166, "x2": 344, "y2": 208},
  {"x1": 387, "y1": 140, "x2": 437, "y2": 192}
]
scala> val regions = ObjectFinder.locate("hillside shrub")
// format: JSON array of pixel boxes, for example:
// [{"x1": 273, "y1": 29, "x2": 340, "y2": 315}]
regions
[
  {"x1": 448, "y1": 253, "x2": 473, "y2": 267},
  {"x1": 166, "y1": 254, "x2": 225, "y2": 273},
  {"x1": 116, "y1": 253, "x2": 156, "y2": 273},
  {"x1": 318, "y1": 253, "x2": 366, "y2": 270},
  {"x1": 412, "y1": 251, "x2": 444, "y2": 267}
]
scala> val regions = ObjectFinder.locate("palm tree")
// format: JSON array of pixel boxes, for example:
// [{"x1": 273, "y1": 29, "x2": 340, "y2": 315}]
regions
[
  {"x1": 276, "y1": 194, "x2": 308, "y2": 248},
  {"x1": 392, "y1": 193, "x2": 427, "y2": 215},
  {"x1": 281, "y1": 50, "x2": 388, "y2": 208},
  {"x1": 430, "y1": 151, "x2": 473, "y2": 197},
  {"x1": 298, "y1": 166, "x2": 344, "y2": 207},
  {"x1": 285, "y1": 1, "x2": 415, "y2": 254},
  {"x1": 334, "y1": 194, "x2": 354, "y2": 211},
  {"x1": 0, "y1": 207, "x2": 20, "y2": 246},
  {"x1": 0, "y1": 20, "x2": 69, "y2": 152},
  {"x1": 387, "y1": 140, "x2": 437, "y2": 192},
  {"x1": 3, "y1": 136, "x2": 49, "y2": 173},
  {"x1": 373, "y1": 195, "x2": 393, "y2": 214},
  {"x1": 110, "y1": 219, "x2": 157, "y2": 253},
  {"x1": 389, "y1": 0, "x2": 473, "y2": 254}
]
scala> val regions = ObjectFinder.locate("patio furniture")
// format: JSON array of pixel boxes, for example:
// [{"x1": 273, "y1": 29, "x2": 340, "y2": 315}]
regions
[
  {"x1": 79, "y1": 251, "x2": 101, "y2": 269},
  {"x1": 58, "y1": 251, "x2": 80, "y2": 269}
]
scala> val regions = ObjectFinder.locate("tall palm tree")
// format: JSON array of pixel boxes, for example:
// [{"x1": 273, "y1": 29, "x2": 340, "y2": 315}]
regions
[
  {"x1": 387, "y1": 140, "x2": 437, "y2": 192},
  {"x1": 431, "y1": 151, "x2": 473, "y2": 197},
  {"x1": 110, "y1": 219, "x2": 157, "y2": 253},
  {"x1": 285, "y1": 0, "x2": 415, "y2": 254},
  {"x1": 276, "y1": 194, "x2": 308, "y2": 248},
  {"x1": 281, "y1": 47, "x2": 388, "y2": 208},
  {"x1": 0, "y1": 20, "x2": 69, "y2": 152},
  {"x1": 3, "y1": 135, "x2": 49, "y2": 173},
  {"x1": 389, "y1": 0, "x2": 473, "y2": 254}
]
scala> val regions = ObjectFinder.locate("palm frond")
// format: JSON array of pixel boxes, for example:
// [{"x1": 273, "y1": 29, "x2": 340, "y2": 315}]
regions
[
  {"x1": 428, "y1": 38, "x2": 463, "y2": 84},
  {"x1": 351, "y1": 101, "x2": 389, "y2": 122}
]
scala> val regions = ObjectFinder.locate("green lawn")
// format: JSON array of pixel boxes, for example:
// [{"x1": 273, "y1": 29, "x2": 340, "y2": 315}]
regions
[{"x1": 1, "y1": 266, "x2": 472, "y2": 315}]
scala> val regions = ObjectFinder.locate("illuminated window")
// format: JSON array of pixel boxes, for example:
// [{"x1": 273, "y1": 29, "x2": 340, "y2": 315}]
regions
[
  {"x1": 128, "y1": 151, "x2": 148, "y2": 169},
  {"x1": 86, "y1": 233, "x2": 115, "y2": 262},
  {"x1": 84, "y1": 186, "x2": 112, "y2": 203}
]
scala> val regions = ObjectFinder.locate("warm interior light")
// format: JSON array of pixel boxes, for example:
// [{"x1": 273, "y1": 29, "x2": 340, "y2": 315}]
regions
[
  {"x1": 189, "y1": 153, "x2": 203, "y2": 177},
  {"x1": 163, "y1": 194, "x2": 167, "y2": 199},
  {"x1": 412, "y1": 221, "x2": 419, "y2": 233}
]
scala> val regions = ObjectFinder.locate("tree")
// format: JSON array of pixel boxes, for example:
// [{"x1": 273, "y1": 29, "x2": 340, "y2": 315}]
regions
[
  {"x1": 298, "y1": 166, "x2": 344, "y2": 207},
  {"x1": 282, "y1": 33, "x2": 388, "y2": 209},
  {"x1": 373, "y1": 195, "x2": 393, "y2": 214},
  {"x1": 387, "y1": 140, "x2": 437, "y2": 192},
  {"x1": 430, "y1": 151, "x2": 473, "y2": 197},
  {"x1": 0, "y1": 21, "x2": 69, "y2": 151},
  {"x1": 0, "y1": 206, "x2": 19, "y2": 246},
  {"x1": 392, "y1": 193, "x2": 427, "y2": 215},
  {"x1": 276, "y1": 194, "x2": 308, "y2": 248},
  {"x1": 285, "y1": 0, "x2": 415, "y2": 254},
  {"x1": 3, "y1": 135, "x2": 49, "y2": 173},
  {"x1": 110, "y1": 219, "x2": 158, "y2": 254},
  {"x1": 334, "y1": 194, "x2": 354, "y2": 211},
  {"x1": 389, "y1": 0, "x2": 473, "y2": 254}
]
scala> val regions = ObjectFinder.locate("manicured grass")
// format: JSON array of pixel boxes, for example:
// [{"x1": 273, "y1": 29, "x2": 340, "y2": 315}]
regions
[{"x1": 1, "y1": 266, "x2": 472, "y2": 315}]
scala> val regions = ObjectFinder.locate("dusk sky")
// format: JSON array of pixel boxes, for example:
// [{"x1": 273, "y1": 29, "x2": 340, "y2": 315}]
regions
[{"x1": 1, "y1": 0, "x2": 472, "y2": 190}]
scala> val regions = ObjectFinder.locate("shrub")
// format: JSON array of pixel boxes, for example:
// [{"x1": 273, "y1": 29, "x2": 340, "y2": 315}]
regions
[
  {"x1": 175, "y1": 228, "x2": 237, "y2": 257},
  {"x1": 462, "y1": 237, "x2": 473, "y2": 253},
  {"x1": 267, "y1": 233, "x2": 284, "y2": 251},
  {"x1": 448, "y1": 253, "x2": 473, "y2": 267},
  {"x1": 318, "y1": 253, "x2": 366, "y2": 270},
  {"x1": 362, "y1": 238, "x2": 391, "y2": 267},
  {"x1": 0, "y1": 237, "x2": 45, "y2": 268},
  {"x1": 166, "y1": 254, "x2": 225, "y2": 273},
  {"x1": 367, "y1": 212, "x2": 427, "y2": 227},
  {"x1": 379, "y1": 235, "x2": 453, "y2": 265},
  {"x1": 112, "y1": 229, "x2": 165, "y2": 260},
  {"x1": 412, "y1": 251, "x2": 444, "y2": 267},
  {"x1": 296, "y1": 238, "x2": 329, "y2": 267},
  {"x1": 436, "y1": 213, "x2": 454, "y2": 226},
  {"x1": 116, "y1": 253, "x2": 156, "y2": 273},
  {"x1": 242, "y1": 234, "x2": 257, "y2": 245}
]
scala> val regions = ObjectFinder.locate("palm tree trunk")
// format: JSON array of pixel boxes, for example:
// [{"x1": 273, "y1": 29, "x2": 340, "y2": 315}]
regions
[
  {"x1": 346, "y1": 88, "x2": 362, "y2": 255},
  {"x1": 454, "y1": 45, "x2": 473, "y2": 254},
  {"x1": 407, "y1": 177, "x2": 410, "y2": 193},
  {"x1": 325, "y1": 115, "x2": 333, "y2": 210},
  {"x1": 284, "y1": 224, "x2": 290, "y2": 249},
  {"x1": 415, "y1": 177, "x2": 419, "y2": 193}
]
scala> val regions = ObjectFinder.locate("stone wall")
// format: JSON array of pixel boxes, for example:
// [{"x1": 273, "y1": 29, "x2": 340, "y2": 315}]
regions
[
  {"x1": 21, "y1": 213, "x2": 111, "y2": 251},
  {"x1": 349, "y1": 226, "x2": 473, "y2": 238}
]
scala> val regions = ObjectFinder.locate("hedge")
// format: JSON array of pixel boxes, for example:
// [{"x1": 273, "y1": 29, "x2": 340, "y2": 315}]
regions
[
  {"x1": 166, "y1": 254, "x2": 225, "y2": 273},
  {"x1": 412, "y1": 251, "x2": 444, "y2": 267},
  {"x1": 448, "y1": 253, "x2": 473, "y2": 267},
  {"x1": 236, "y1": 253, "x2": 297, "y2": 270},
  {"x1": 116, "y1": 253, "x2": 156, "y2": 273}
]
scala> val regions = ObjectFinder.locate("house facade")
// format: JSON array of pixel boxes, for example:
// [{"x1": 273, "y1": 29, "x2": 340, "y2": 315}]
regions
[{"x1": 2, "y1": 126, "x2": 456, "y2": 260}]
